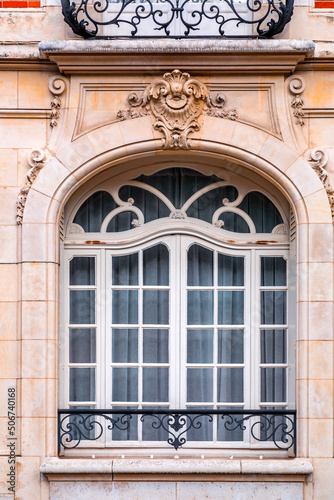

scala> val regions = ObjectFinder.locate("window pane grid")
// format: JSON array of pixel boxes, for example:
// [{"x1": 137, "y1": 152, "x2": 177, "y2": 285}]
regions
[
  {"x1": 67, "y1": 256, "x2": 97, "y2": 409},
  {"x1": 109, "y1": 246, "x2": 171, "y2": 442},
  {"x1": 259, "y1": 257, "x2": 288, "y2": 408},
  {"x1": 64, "y1": 240, "x2": 291, "y2": 448},
  {"x1": 185, "y1": 246, "x2": 245, "y2": 446}
]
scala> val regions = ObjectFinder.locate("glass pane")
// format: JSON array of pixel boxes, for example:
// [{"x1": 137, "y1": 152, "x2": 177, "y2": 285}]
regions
[
  {"x1": 112, "y1": 368, "x2": 138, "y2": 402},
  {"x1": 70, "y1": 257, "x2": 95, "y2": 286},
  {"x1": 217, "y1": 368, "x2": 243, "y2": 403},
  {"x1": 143, "y1": 367, "x2": 169, "y2": 402},
  {"x1": 73, "y1": 191, "x2": 117, "y2": 232},
  {"x1": 69, "y1": 328, "x2": 96, "y2": 363},
  {"x1": 142, "y1": 410, "x2": 169, "y2": 442},
  {"x1": 119, "y1": 185, "x2": 170, "y2": 223},
  {"x1": 112, "y1": 290, "x2": 138, "y2": 324},
  {"x1": 239, "y1": 191, "x2": 283, "y2": 233},
  {"x1": 256, "y1": 409, "x2": 288, "y2": 443},
  {"x1": 112, "y1": 407, "x2": 138, "y2": 441},
  {"x1": 69, "y1": 368, "x2": 95, "y2": 402},
  {"x1": 261, "y1": 291, "x2": 287, "y2": 325},
  {"x1": 112, "y1": 254, "x2": 138, "y2": 285},
  {"x1": 187, "y1": 329, "x2": 213, "y2": 364},
  {"x1": 218, "y1": 254, "x2": 244, "y2": 286},
  {"x1": 186, "y1": 406, "x2": 213, "y2": 442},
  {"x1": 261, "y1": 368, "x2": 286, "y2": 402},
  {"x1": 143, "y1": 290, "x2": 169, "y2": 325},
  {"x1": 218, "y1": 291, "x2": 244, "y2": 325},
  {"x1": 143, "y1": 244, "x2": 169, "y2": 286},
  {"x1": 187, "y1": 368, "x2": 213, "y2": 402},
  {"x1": 143, "y1": 329, "x2": 169, "y2": 363},
  {"x1": 187, "y1": 184, "x2": 238, "y2": 223},
  {"x1": 135, "y1": 168, "x2": 235, "y2": 211},
  {"x1": 68, "y1": 405, "x2": 95, "y2": 441},
  {"x1": 260, "y1": 329, "x2": 287, "y2": 364},
  {"x1": 218, "y1": 212, "x2": 250, "y2": 233},
  {"x1": 70, "y1": 290, "x2": 95, "y2": 324},
  {"x1": 218, "y1": 407, "x2": 243, "y2": 442},
  {"x1": 107, "y1": 211, "x2": 137, "y2": 232},
  {"x1": 261, "y1": 257, "x2": 287, "y2": 286},
  {"x1": 218, "y1": 329, "x2": 244, "y2": 364},
  {"x1": 112, "y1": 329, "x2": 138, "y2": 363},
  {"x1": 187, "y1": 290, "x2": 213, "y2": 325},
  {"x1": 187, "y1": 244, "x2": 213, "y2": 287}
]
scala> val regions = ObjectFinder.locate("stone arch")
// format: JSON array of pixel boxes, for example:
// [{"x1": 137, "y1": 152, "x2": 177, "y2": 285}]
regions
[
  {"x1": 19, "y1": 117, "x2": 334, "y2": 458},
  {"x1": 25, "y1": 118, "x2": 331, "y2": 226}
]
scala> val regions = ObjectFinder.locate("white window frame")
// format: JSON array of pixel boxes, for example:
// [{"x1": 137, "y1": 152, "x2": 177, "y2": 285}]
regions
[{"x1": 59, "y1": 164, "x2": 294, "y2": 456}]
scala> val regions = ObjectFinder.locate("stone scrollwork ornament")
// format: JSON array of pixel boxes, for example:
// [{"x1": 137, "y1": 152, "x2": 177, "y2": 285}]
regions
[
  {"x1": 289, "y1": 76, "x2": 306, "y2": 127},
  {"x1": 16, "y1": 149, "x2": 47, "y2": 225},
  {"x1": 308, "y1": 147, "x2": 334, "y2": 220},
  {"x1": 117, "y1": 70, "x2": 238, "y2": 150},
  {"x1": 48, "y1": 76, "x2": 67, "y2": 127}
]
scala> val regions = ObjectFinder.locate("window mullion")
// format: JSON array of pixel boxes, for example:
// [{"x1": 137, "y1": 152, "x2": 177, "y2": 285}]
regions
[
  {"x1": 138, "y1": 249, "x2": 143, "y2": 442},
  {"x1": 250, "y1": 249, "x2": 258, "y2": 410},
  {"x1": 174, "y1": 234, "x2": 183, "y2": 409},
  {"x1": 213, "y1": 249, "x2": 218, "y2": 443},
  {"x1": 100, "y1": 248, "x2": 105, "y2": 413}
]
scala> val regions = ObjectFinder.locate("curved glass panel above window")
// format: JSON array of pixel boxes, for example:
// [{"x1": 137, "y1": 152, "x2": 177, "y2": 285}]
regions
[
  {"x1": 73, "y1": 191, "x2": 117, "y2": 232},
  {"x1": 68, "y1": 167, "x2": 288, "y2": 241}
]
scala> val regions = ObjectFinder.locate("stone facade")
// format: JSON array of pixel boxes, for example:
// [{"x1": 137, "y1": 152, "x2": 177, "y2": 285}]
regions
[{"x1": 1, "y1": 4, "x2": 334, "y2": 498}]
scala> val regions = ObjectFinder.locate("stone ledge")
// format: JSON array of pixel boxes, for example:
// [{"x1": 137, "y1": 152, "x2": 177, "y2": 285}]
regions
[
  {"x1": 37, "y1": 39, "x2": 315, "y2": 75},
  {"x1": 40, "y1": 458, "x2": 112, "y2": 475},
  {"x1": 40, "y1": 457, "x2": 313, "y2": 480},
  {"x1": 38, "y1": 39, "x2": 315, "y2": 55}
]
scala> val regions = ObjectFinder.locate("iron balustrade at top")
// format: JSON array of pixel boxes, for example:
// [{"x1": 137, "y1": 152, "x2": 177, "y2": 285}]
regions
[
  {"x1": 58, "y1": 408, "x2": 296, "y2": 455},
  {"x1": 61, "y1": 0, "x2": 294, "y2": 39}
]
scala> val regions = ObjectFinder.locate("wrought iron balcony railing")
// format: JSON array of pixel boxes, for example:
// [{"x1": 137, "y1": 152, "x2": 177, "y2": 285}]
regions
[
  {"x1": 61, "y1": 0, "x2": 294, "y2": 39},
  {"x1": 58, "y1": 408, "x2": 296, "y2": 455}
]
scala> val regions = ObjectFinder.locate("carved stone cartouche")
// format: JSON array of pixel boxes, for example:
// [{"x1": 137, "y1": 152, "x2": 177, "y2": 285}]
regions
[{"x1": 117, "y1": 70, "x2": 237, "y2": 149}]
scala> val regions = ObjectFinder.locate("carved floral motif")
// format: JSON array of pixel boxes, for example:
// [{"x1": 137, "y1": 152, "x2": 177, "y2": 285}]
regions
[
  {"x1": 16, "y1": 149, "x2": 47, "y2": 225},
  {"x1": 171, "y1": 210, "x2": 186, "y2": 219},
  {"x1": 289, "y1": 77, "x2": 305, "y2": 126},
  {"x1": 117, "y1": 70, "x2": 237, "y2": 149},
  {"x1": 308, "y1": 147, "x2": 334, "y2": 220}
]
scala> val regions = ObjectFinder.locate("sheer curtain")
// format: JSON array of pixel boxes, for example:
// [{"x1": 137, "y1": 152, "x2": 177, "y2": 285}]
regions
[{"x1": 67, "y1": 170, "x2": 288, "y2": 444}]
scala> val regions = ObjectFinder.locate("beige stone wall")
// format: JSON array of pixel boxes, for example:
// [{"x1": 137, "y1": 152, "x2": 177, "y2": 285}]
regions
[
  {"x1": 0, "y1": 35, "x2": 334, "y2": 500},
  {"x1": 2, "y1": 5, "x2": 334, "y2": 42}
]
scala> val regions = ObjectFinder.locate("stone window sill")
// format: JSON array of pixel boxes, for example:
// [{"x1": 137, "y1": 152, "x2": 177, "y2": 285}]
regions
[{"x1": 40, "y1": 457, "x2": 313, "y2": 482}]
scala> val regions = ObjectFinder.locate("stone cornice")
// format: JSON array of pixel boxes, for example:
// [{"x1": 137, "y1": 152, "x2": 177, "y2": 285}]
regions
[
  {"x1": 38, "y1": 39, "x2": 315, "y2": 54},
  {"x1": 0, "y1": 44, "x2": 56, "y2": 71},
  {"x1": 38, "y1": 39, "x2": 315, "y2": 75}
]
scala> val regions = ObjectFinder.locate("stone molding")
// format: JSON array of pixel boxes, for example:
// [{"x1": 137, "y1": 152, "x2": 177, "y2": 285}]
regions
[
  {"x1": 38, "y1": 39, "x2": 314, "y2": 75},
  {"x1": 16, "y1": 149, "x2": 47, "y2": 225},
  {"x1": 0, "y1": 109, "x2": 50, "y2": 119},
  {"x1": 40, "y1": 458, "x2": 313, "y2": 481},
  {"x1": 38, "y1": 39, "x2": 315, "y2": 54},
  {"x1": 117, "y1": 69, "x2": 237, "y2": 149},
  {"x1": 308, "y1": 147, "x2": 334, "y2": 220}
]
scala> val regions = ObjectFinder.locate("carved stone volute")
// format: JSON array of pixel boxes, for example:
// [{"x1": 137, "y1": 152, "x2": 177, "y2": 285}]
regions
[
  {"x1": 16, "y1": 149, "x2": 47, "y2": 225},
  {"x1": 308, "y1": 147, "x2": 334, "y2": 221}
]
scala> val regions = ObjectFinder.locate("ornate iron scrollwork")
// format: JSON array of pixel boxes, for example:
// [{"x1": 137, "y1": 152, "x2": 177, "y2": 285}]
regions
[
  {"x1": 61, "y1": 0, "x2": 294, "y2": 39},
  {"x1": 58, "y1": 409, "x2": 296, "y2": 454}
]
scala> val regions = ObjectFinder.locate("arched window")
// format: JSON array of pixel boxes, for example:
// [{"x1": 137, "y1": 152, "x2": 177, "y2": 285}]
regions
[{"x1": 60, "y1": 165, "x2": 295, "y2": 453}]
